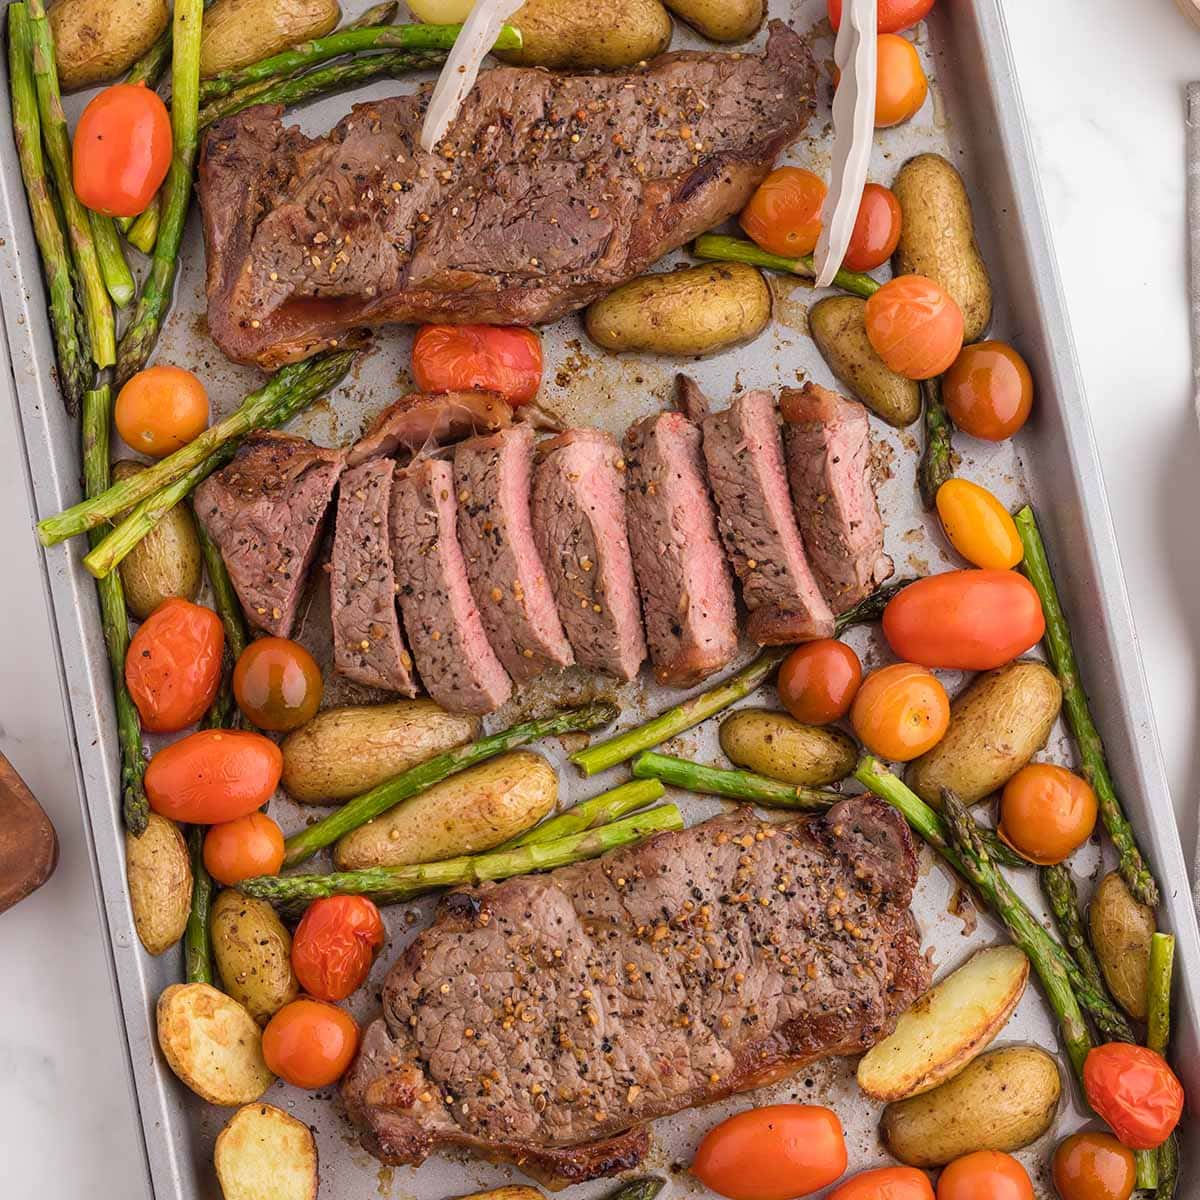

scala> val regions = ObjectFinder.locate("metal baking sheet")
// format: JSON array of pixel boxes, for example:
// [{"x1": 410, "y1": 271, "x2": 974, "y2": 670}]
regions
[{"x1": 1, "y1": 2, "x2": 1198, "y2": 1197}]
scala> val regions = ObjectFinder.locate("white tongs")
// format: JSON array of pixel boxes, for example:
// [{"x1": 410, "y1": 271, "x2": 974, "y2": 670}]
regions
[{"x1": 813, "y1": 0, "x2": 878, "y2": 287}]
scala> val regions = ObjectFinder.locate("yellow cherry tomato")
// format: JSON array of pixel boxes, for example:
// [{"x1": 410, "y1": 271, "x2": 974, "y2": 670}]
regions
[{"x1": 935, "y1": 479, "x2": 1024, "y2": 570}]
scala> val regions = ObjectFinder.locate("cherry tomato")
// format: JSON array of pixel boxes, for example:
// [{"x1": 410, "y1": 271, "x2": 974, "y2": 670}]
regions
[
  {"x1": 233, "y1": 637, "x2": 323, "y2": 732},
  {"x1": 145, "y1": 729, "x2": 283, "y2": 824},
  {"x1": 943, "y1": 342, "x2": 1033, "y2": 442},
  {"x1": 124, "y1": 597, "x2": 224, "y2": 733},
  {"x1": 1083, "y1": 1044, "x2": 1184, "y2": 1150},
  {"x1": 998, "y1": 764, "x2": 1098, "y2": 865},
  {"x1": 411, "y1": 324, "x2": 542, "y2": 404},
  {"x1": 865, "y1": 275, "x2": 963, "y2": 379},
  {"x1": 829, "y1": 0, "x2": 936, "y2": 34},
  {"x1": 740, "y1": 167, "x2": 828, "y2": 259},
  {"x1": 850, "y1": 662, "x2": 949, "y2": 762},
  {"x1": 935, "y1": 479, "x2": 1023, "y2": 570},
  {"x1": 874, "y1": 35, "x2": 928, "y2": 127},
  {"x1": 828, "y1": 1166, "x2": 934, "y2": 1200},
  {"x1": 291, "y1": 895, "x2": 387, "y2": 1002},
  {"x1": 203, "y1": 812, "x2": 285, "y2": 886},
  {"x1": 936, "y1": 1152, "x2": 1032, "y2": 1200},
  {"x1": 692, "y1": 1104, "x2": 847, "y2": 1200},
  {"x1": 73, "y1": 83, "x2": 172, "y2": 218},
  {"x1": 1052, "y1": 1132, "x2": 1136, "y2": 1200},
  {"x1": 262, "y1": 998, "x2": 359, "y2": 1089},
  {"x1": 115, "y1": 366, "x2": 209, "y2": 458},
  {"x1": 882, "y1": 570, "x2": 1045, "y2": 670},
  {"x1": 777, "y1": 640, "x2": 862, "y2": 725},
  {"x1": 844, "y1": 184, "x2": 903, "y2": 272}
]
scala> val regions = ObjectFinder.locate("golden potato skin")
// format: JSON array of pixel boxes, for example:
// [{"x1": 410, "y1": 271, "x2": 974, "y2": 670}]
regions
[
  {"x1": 881, "y1": 1046, "x2": 1061, "y2": 1167},
  {"x1": 585, "y1": 263, "x2": 771, "y2": 358},
  {"x1": 809, "y1": 296, "x2": 921, "y2": 427},
  {"x1": 1089, "y1": 871, "x2": 1156, "y2": 1020},
  {"x1": 210, "y1": 890, "x2": 299, "y2": 1026},
  {"x1": 719, "y1": 709, "x2": 857, "y2": 787},
  {"x1": 663, "y1": 0, "x2": 764, "y2": 42},
  {"x1": 906, "y1": 661, "x2": 1062, "y2": 807},
  {"x1": 49, "y1": 0, "x2": 168, "y2": 91},
  {"x1": 215, "y1": 1103, "x2": 318, "y2": 1200},
  {"x1": 892, "y1": 153, "x2": 993, "y2": 343},
  {"x1": 125, "y1": 812, "x2": 192, "y2": 956},
  {"x1": 496, "y1": 0, "x2": 672, "y2": 69},
  {"x1": 200, "y1": 0, "x2": 340, "y2": 76}
]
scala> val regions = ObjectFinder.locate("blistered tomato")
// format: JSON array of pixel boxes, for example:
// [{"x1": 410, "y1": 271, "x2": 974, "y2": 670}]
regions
[
  {"x1": 203, "y1": 812, "x2": 286, "y2": 885},
  {"x1": 291, "y1": 895, "x2": 387, "y2": 1002},
  {"x1": 115, "y1": 366, "x2": 209, "y2": 458},
  {"x1": 145, "y1": 729, "x2": 282, "y2": 824},
  {"x1": 829, "y1": 1166, "x2": 934, "y2": 1200},
  {"x1": 851, "y1": 663, "x2": 949, "y2": 761},
  {"x1": 740, "y1": 167, "x2": 828, "y2": 258},
  {"x1": 865, "y1": 275, "x2": 964, "y2": 379},
  {"x1": 935, "y1": 479, "x2": 1023, "y2": 569},
  {"x1": 829, "y1": 0, "x2": 937, "y2": 35},
  {"x1": 1083, "y1": 1044, "x2": 1184, "y2": 1150},
  {"x1": 412, "y1": 324, "x2": 543, "y2": 404}
]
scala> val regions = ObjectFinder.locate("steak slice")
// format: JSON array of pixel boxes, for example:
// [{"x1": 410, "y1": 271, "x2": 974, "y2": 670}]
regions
[
  {"x1": 193, "y1": 432, "x2": 344, "y2": 637},
  {"x1": 347, "y1": 390, "x2": 513, "y2": 468},
  {"x1": 624, "y1": 411, "x2": 736, "y2": 687},
  {"x1": 782, "y1": 383, "x2": 893, "y2": 613},
  {"x1": 330, "y1": 459, "x2": 417, "y2": 694},
  {"x1": 343, "y1": 797, "x2": 929, "y2": 1185},
  {"x1": 198, "y1": 24, "x2": 817, "y2": 368},
  {"x1": 390, "y1": 459, "x2": 512, "y2": 714},
  {"x1": 454, "y1": 426, "x2": 574, "y2": 684}
]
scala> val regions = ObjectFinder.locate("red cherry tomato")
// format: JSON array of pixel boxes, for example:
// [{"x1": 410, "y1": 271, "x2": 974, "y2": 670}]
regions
[
  {"x1": 291, "y1": 895, "x2": 387, "y2": 1002},
  {"x1": 829, "y1": 1166, "x2": 934, "y2": 1200},
  {"x1": 844, "y1": 184, "x2": 903, "y2": 272},
  {"x1": 865, "y1": 275, "x2": 964, "y2": 379},
  {"x1": 776, "y1": 640, "x2": 862, "y2": 725},
  {"x1": 203, "y1": 812, "x2": 285, "y2": 886},
  {"x1": 829, "y1": 0, "x2": 937, "y2": 34},
  {"x1": 144, "y1": 729, "x2": 282, "y2": 824},
  {"x1": 412, "y1": 324, "x2": 542, "y2": 404},
  {"x1": 262, "y1": 998, "x2": 359, "y2": 1089},
  {"x1": 1083, "y1": 1044, "x2": 1184, "y2": 1150},
  {"x1": 233, "y1": 637, "x2": 323, "y2": 732},
  {"x1": 1052, "y1": 1132, "x2": 1136, "y2": 1200},
  {"x1": 874, "y1": 35, "x2": 928, "y2": 127},
  {"x1": 943, "y1": 342, "x2": 1034, "y2": 441},
  {"x1": 937, "y1": 1152, "x2": 1033, "y2": 1200},
  {"x1": 740, "y1": 167, "x2": 829, "y2": 258}
]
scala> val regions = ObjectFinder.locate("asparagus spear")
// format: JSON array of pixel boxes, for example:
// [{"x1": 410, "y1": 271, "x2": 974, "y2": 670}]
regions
[
  {"x1": 88, "y1": 212, "x2": 135, "y2": 307},
  {"x1": 632, "y1": 751, "x2": 840, "y2": 810},
  {"x1": 185, "y1": 825, "x2": 214, "y2": 984},
  {"x1": 498, "y1": 778, "x2": 665, "y2": 850},
  {"x1": 199, "y1": 522, "x2": 248, "y2": 730},
  {"x1": 1147, "y1": 933, "x2": 1178, "y2": 1200},
  {"x1": 608, "y1": 1180, "x2": 664, "y2": 1200},
  {"x1": 918, "y1": 377, "x2": 953, "y2": 509},
  {"x1": 348, "y1": 1, "x2": 401, "y2": 27},
  {"x1": 126, "y1": 195, "x2": 161, "y2": 255},
  {"x1": 692, "y1": 234, "x2": 881, "y2": 300},
  {"x1": 1014, "y1": 505, "x2": 1160, "y2": 907}
]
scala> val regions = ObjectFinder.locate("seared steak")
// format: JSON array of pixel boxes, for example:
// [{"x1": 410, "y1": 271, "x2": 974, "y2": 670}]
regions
[
  {"x1": 343, "y1": 797, "x2": 928, "y2": 1185},
  {"x1": 531, "y1": 429, "x2": 646, "y2": 682},
  {"x1": 390, "y1": 459, "x2": 512, "y2": 714},
  {"x1": 347, "y1": 390, "x2": 513, "y2": 468},
  {"x1": 198, "y1": 24, "x2": 817, "y2": 368},
  {"x1": 194, "y1": 432, "x2": 343, "y2": 637},
  {"x1": 782, "y1": 384, "x2": 893, "y2": 613}
]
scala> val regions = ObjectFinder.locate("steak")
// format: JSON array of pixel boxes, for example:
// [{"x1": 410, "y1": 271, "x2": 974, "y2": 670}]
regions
[
  {"x1": 782, "y1": 384, "x2": 893, "y2": 613},
  {"x1": 390, "y1": 459, "x2": 512, "y2": 714},
  {"x1": 343, "y1": 797, "x2": 929, "y2": 1185},
  {"x1": 454, "y1": 426, "x2": 574, "y2": 684},
  {"x1": 330, "y1": 459, "x2": 417, "y2": 694},
  {"x1": 530, "y1": 428, "x2": 646, "y2": 682},
  {"x1": 624, "y1": 411, "x2": 737, "y2": 687},
  {"x1": 193, "y1": 432, "x2": 344, "y2": 637},
  {"x1": 198, "y1": 24, "x2": 817, "y2": 368},
  {"x1": 347, "y1": 390, "x2": 513, "y2": 468}
]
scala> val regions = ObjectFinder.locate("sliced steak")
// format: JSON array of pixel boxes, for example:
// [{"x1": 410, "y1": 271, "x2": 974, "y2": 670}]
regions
[
  {"x1": 453, "y1": 426, "x2": 574, "y2": 684},
  {"x1": 623, "y1": 411, "x2": 736, "y2": 687},
  {"x1": 347, "y1": 390, "x2": 513, "y2": 468},
  {"x1": 343, "y1": 797, "x2": 929, "y2": 1185},
  {"x1": 389, "y1": 459, "x2": 512, "y2": 714},
  {"x1": 782, "y1": 383, "x2": 893, "y2": 613},
  {"x1": 530, "y1": 429, "x2": 646, "y2": 682},
  {"x1": 193, "y1": 432, "x2": 343, "y2": 637}
]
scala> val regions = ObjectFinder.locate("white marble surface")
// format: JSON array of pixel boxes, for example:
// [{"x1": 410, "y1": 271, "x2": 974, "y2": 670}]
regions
[{"x1": 3, "y1": 0, "x2": 1200, "y2": 1194}]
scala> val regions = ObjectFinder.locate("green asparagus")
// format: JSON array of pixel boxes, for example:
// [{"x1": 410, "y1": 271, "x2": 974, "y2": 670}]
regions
[
  {"x1": 126, "y1": 194, "x2": 161, "y2": 255},
  {"x1": 498, "y1": 778, "x2": 665, "y2": 850},
  {"x1": 185, "y1": 824, "x2": 213, "y2": 984},
  {"x1": 198, "y1": 521, "x2": 248, "y2": 730},
  {"x1": 88, "y1": 212, "x2": 135, "y2": 307},
  {"x1": 692, "y1": 234, "x2": 882, "y2": 300},
  {"x1": 632, "y1": 751, "x2": 840, "y2": 809},
  {"x1": 918, "y1": 376, "x2": 953, "y2": 509},
  {"x1": 607, "y1": 1179, "x2": 665, "y2": 1200}
]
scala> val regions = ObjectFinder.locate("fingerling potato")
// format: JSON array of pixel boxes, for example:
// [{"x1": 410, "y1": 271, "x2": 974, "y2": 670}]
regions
[
  {"x1": 663, "y1": 0, "x2": 764, "y2": 42},
  {"x1": 200, "y1": 0, "x2": 340, "y2": 76},
  {"x1": 1089, "y1": 870, "x2": 1156, "y2": 1020},
  {"x1": 49, "y1": 0, "x2": 169, "y2": 91},
  {"x1": 126, "y1": 812, "x2": 192, "y2": 956},
  {"x1": 719, "y1": 709, "x2": 856, "y2": 786},
  {"x1": 215, "y1": 1102, "x2": 318, "y2": 1200},
  {"x1": 495, "y1": 0, "x2": 672, "y2": 70},
  {"x1": 211, "y1": 890, "x2": 299, "y2": 1026}
]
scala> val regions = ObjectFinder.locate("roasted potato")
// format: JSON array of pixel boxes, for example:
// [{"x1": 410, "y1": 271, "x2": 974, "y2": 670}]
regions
[
  {"x1": 857, "y1": 945, "x2": 1030, "y2": 1102},
  {"x1": 49, "y1": 0, "x2": 168, "y2": 91},
  {"x1": 211, "y1": 890, "x2": 299, "y2": 1026},
  {"x1": 719, "y1": 708, "x2": 856, "y2": 787},
  {"x1": 881, "y1": 1046, "x2": 1061, "y2": 1167},
  {"x1": 459, "y1": 1191, "x2": 546, "y2": 1200},
  {"x1": 125, "y1": 812, "x2": 191, "y2": 956},
  {"x1": 200, "y1": 0, "x2": 340, "y2": 76},
  {"x1": 1090, "y1": 871, "x2": 1156, "y2": 1020},
  {"x1": 334, "y1": 750, "x2": 557, "y2": 869},
  {"x1": 892, "y1": 154, "x2": 993, "y2": 343},
  {"x1": 809, "y1": 296, "x2": 921, "y2": 426},
  {"x1": 585, "y1": 263, "x2": 771, "y2": 358},
  {"x1": 495, "y1": 0, "x2": 672, "y2": 69},
  {"x1": 215, "y1": 1102, "x2": 318, "y2": 1200},
  {"x1": 281, "y1": 700, "x2": 480, "y2": 804},
  {"x1": 906, "y1": 661, "x2": 1062, "y2": 807},
  {"x1": 156, "y1": 982, "x2": 274, "y2": 1106},
  {"x1": 663, "y1": 0, "x2": 764, "y2": 42}
]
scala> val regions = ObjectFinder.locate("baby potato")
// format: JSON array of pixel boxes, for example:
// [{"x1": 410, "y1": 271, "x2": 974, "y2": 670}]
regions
[
  {"x1": 211, "y1": 890, "x2": 299, "y2": 1026},
  {"x1": 663, "y1": 0, "x2": 764, "y2": 42},
  {"x1": 215, "y1": 1102, "x2": 318, "y2": 1200},
  {"x1": 125, "y1": 812, "x2": 192, "y2": 956},
  {"x1": 200, "y1": 0, "x2": 340, "y2": 76},
  {"x1": 496, "y1": 0, "x2": 672, "y2": 69},
  {"x1": 719, "y1": 709, "x2": 857, "y2": 787},
  {"x1": 49, "y1": 0, "x2": 168, "y2": 91},
  {"x1": 1089, "y1": 871, "x2": 1156, "y2": 1020}
]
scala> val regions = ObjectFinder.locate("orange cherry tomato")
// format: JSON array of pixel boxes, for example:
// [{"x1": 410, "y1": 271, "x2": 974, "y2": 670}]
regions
[
  {"x1": 828, "y1": 1166, "x2": 934, "y2": 1200},
  {"x1": 233, "y1": 637, "x2": 323, "y2": 732},
  {"x1": 777, "y1": 640, "x2": 862, "y2": 725},
  {"x1": 692, "y1": 1104, "x2": 847, "y2": 1200},
  {"x1": 291, "y1": 895, "x2": 387, "y2": 1002},
  {"x1": 145, "y1": 729, "x2": 283, "y2": 824},
  {"x1": 850, "y1": 662, "x2": 949, "y2": 762},
  {"x1": 936, "y1": 1152, "x2": 1033, "y2": 1200},
  {"x1": 262, "y1": 998, "x2": 359, "y2": 1089},
  {"x1": 844, "y1": 184, "x2": 903, "y2": 272},
  {"x1": 72, "y1": 83, "x2": 172, "y2": 218},
  {"x1": 998, "y1": 764, "x2": 1098, "y2": 865},
  {"x1": 874, "y1": 35, "x2": 928, "y2": 127},
  {"x1": 412, "y1": 324, "x2": 542, "y2": 404},
  {"x1": 1052, "y1": 1132, "x2": 1136, "y2": 1200},
  {"x1": 829, "y1": 0, "x2": 936, "y2": 34},
  {"x1": 935, "y1": 479, "x2": 1023, "y2": 570},
  {"x1": 740, "y1": 167, "x2": 828, "y2": 259},
  {"x1": 882, "y1": 570, "x2": 1045, "y2": 670},
  {"x1": 943, "y1": 342, "x2": 1034, "y2": 442},
  {"x1": 115, "y1": 366, "x2": 209, "y2": 458},
  {"x1": 124, "y1": 597, "x2": 224, "y2": 733},
  {"x1": 203, "y1": 812, "x2": 285, "y2": 886},
  {"x1": 865, "y1": 275, "x2": 963, "y2": 380},
  {"x1": 1083, "y1": 1044, "x2": 1184, "y2": 1150}
]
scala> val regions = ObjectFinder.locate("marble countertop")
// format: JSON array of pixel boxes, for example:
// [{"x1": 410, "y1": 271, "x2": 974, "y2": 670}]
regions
[{"x1": 4, "y1": 0, "x2": 1200, "y2": 1194}]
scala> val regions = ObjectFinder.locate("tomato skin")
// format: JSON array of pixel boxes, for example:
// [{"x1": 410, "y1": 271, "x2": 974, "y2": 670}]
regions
[
  {"x1": 882, "y1": 570, "x2": 1045, "y2": 670},
  {"x1": 1083, "y1": 1044, "x2": 1184, "y2": 1150},
  {"x1": 936, "y1": 1152, "x2": 1032, "y2": 1200},
  {"x1": 692, "y1": 1104, "x2": 847, "y2": 1200},
  {"x1": 943, "y1": 342, "x2": 1033, "y2": 442},
  {"x1": 233, "y1": 637, "x2": 323, "y2": 732},
  {"x1": 850, "y1": 662, "x2": 949, "y2": 762},
  {"x1": 865, "y1": 275, "x2": 964, "y2": 380},
  {"x1": 203, "y1": 812, "x2": 285, "y2": 886},
  {"x1": 828, "y1": 1166, "x2": 934, "y2": 1200},
  {"x1": 125, "y1": 598, "x2": 224, "y2": 733},
  {"x1": 935, "y1": 479, "x2": 1023, "y2": 570},
  {"x1": 829, "y1": 0, "x2": 936, "y2": 34},
  {"x1": 874, "y1": 35, "x2": 928, "y2": 127},
  {"x1": 1052, "y1": 1132, "x2": 1136, "y2": 1200},
  {"x1": 998, "y1": 764, "x2": 1097, "y2": 865},
  {"x1": 73, "y1": 83, "x2": 172, "y2": 218},
  {"x1": 777, "y1": 640, "x2": 862, "y2": 725},
  {"x1": 844, "y1": 184, "x2": 903, "y2": 272},
  {"x1": 115, "y1": 366, "x2": 209, "y2": 458},
  {"x1": 292, "y1": 896, "x2": 387, "y2": 1002},
  {"x1": 412, "y1": 324, "x2": 542, "y2": 404},
  {"x1": 262, "y1": 998, "x2": 359, "y2": 1089},
  {"x1": 740, "y1": 167, "x2": 828, "y2": 258},
  {"x1": 145, "y1": 729, "x2": 283, "y2": 824}
]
